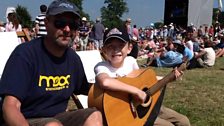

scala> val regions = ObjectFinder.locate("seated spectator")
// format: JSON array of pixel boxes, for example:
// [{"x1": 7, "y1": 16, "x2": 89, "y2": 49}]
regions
[
  {"x1": 189, "y1": 41, "x2": 216, "y2": 68},
  {"x1": 215, "y1": 37, "x2": 224, "y2": 58},
  {"x1": 141, "y1": 37, "x2": 183, "y2": 68},
  {"x1": 86, "y1": 38, "x2": 96, "y2": 50},
  {"x1": 173, "y1": 39, "x2": 194, "y2": 63},
  {"x1": 70, "y1": 30, "x2": 80, "y2": 51},
  {"x1": 138, "y1": 38, "x2": 154, "y2": 58},
  {"x1": 138, "y1": 38, "x2": 157, "y2": 59}
]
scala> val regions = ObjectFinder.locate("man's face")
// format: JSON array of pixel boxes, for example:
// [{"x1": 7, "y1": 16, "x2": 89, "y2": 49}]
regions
[{"x1": 45, "y1": 12, "x2": 80, "y2": 48}]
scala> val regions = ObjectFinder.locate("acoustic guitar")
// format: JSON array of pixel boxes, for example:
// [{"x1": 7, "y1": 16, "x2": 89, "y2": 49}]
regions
[{"x1": 88, "y1": 63, "x2": 186, "y2": 126}]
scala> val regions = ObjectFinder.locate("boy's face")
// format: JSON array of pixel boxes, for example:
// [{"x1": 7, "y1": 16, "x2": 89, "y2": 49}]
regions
[{"x1": 103, "y1": 38, "x2": 132, "y2": 68}]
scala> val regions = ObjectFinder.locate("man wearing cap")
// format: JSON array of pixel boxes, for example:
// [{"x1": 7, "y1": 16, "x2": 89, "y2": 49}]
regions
[{"x1": 0, "y1": 0, "x2": 103, "y2": 126}]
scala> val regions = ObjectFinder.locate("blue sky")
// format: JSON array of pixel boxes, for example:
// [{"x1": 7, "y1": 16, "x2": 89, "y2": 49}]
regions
[{"x1": 0, "y1": 0, "x2": 222, "y2": 27}]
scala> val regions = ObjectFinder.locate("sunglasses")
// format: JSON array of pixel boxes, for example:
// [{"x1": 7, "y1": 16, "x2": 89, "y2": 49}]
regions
[{"x1": 54, "y1": 19, "x2": 79, "y2": 30}]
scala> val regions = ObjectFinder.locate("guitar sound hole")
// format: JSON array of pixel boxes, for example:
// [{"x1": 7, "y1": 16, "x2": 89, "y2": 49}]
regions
[
  {"x1": 143, "y1": 88, "x2": 150, "y2": 104},
  {"x1": 136, "y1": 88, "x2": 152, "y2": 118},
  {"x1": 144, "y1": 95, "x2": 150, "y2": 104}
]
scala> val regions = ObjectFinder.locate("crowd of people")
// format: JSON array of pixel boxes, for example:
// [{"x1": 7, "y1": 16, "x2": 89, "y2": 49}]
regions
[
  {"x1": 128, "y1": 20, "x2": 222, "y2": 69},
  {"x1": 0, "y1": 0, "x2": 223, "y2": 125},
  {"x1": 1, "y1": 6, "x2": 221, "y2": 70}
]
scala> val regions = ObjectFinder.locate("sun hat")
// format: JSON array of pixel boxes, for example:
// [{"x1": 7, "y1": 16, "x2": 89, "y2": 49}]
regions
[
  {"x1": 46, "y1": 0, "x2": 80, "y2": 17},
  {"x1": 82, "y1": 17, "x2": 87, "y2": 21},
  {"x1": 103, "y1": 27, "x2": 130, "y2": 45},
  {"x1": 126, "y1": 18, "x2": 131, "y2": 23}
]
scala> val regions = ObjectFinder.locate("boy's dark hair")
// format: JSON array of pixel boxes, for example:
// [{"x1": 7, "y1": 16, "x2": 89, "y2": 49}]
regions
[{"x1": 40, "y1": 4, "x2": 47, "y2": 13}]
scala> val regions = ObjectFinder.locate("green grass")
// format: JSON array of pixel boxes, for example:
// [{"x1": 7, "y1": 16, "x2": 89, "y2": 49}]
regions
[{"x1": 138, "y1": 58, "x2": 224, "y2": 126}]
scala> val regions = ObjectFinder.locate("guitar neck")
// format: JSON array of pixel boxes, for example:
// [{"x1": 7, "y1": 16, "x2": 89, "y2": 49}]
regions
[{"x1": 147, "y1": 63, "x2": 187, "y2": 95}]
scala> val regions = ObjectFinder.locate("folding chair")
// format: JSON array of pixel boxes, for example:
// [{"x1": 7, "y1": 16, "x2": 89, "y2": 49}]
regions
[
  {"x1": 16, "y1": 28, "x2": 31, "y2": 42},
  {"x1": 72, "y1": 50, "x2": 103, "y2": 109}
]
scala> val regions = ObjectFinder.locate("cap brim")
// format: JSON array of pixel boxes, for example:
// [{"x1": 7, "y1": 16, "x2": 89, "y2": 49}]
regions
[{"x1": 104, "y1": 35, "x2": 127, "y2": 45}]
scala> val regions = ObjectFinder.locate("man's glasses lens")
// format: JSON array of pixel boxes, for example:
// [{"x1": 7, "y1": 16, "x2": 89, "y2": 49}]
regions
[{"x1": 54, "y1": 19, "x2": 79, "y2": 30}]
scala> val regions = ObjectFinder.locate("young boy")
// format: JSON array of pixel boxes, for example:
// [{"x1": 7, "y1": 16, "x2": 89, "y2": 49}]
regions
[
  {"x1": 94, "y1": 26, "x2": 189, "y2": 125},
  {"x1": 94, "y1": 27, "x2": 147, "y2": 104}
]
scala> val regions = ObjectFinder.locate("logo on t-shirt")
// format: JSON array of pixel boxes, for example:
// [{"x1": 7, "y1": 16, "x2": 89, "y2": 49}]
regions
[{"x1": 38, "y1": 75, "x2": 71, "y2": 91}]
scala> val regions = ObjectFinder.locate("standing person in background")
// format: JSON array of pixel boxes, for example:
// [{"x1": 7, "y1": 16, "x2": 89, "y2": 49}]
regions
[
  {"x1": 92, "y1": 17, "x2": 105, "y2": 50},
  {"x1": 132, "y1": 24, "x2": 139, "y2": 40},
  {"x1": 125, "y1": 18, "x2": 139, "y2": 59},
  {"x1": 79, "y1": 17, "x2": 91, "y2": 51},
  {"x1": 125, "y1": 18, "x2": 132, "y2": 36},
  {"x1": 0, "y1": 0, "x2": 103, "y2": 126},
  {"x1": 5, "y1": 12, "x2": 24, "y2": 43},
  {"x1": 35, "y1": 4, "x2": 47, "y2": 38},
  {"x1": 5, "y1": 12, "x2": 22, "y2": 32}
]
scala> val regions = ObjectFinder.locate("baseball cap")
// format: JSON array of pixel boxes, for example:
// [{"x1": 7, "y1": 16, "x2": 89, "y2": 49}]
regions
[
  {"x1": 103, "y1": 27, "x2": 130, "y2": 45},
  {"x1": 46, "y1": 0, "x2": 80, "y2": 18}
]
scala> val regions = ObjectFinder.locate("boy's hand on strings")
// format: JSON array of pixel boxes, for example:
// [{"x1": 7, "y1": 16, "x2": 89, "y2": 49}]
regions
[
  {"x1": 133, "y1": 89, "x2": 147, "y2": 104},
  {"x1": 173, "y1": 67, "x2": 183, "y2": 80}
]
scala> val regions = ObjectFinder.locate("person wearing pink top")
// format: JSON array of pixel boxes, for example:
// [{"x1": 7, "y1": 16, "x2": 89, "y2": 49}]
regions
[{"x1": 132, "y1": 24, "x2": 139, "y2": 40}]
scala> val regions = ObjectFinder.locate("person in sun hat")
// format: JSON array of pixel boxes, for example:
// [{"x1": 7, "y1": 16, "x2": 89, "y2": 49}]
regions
[
  {"x1": 0, "y1": 0, "x2": 103, "y2": 126},
  {"x1": 79, "y1": 16, "x2": 91, "y2": 50},
  {"x1": 125, "y1": 17, "x2": 132, "y2": 36}
]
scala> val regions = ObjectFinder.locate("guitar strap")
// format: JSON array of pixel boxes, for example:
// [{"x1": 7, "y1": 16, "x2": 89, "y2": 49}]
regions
[{"x1": 144, "y1": 86, "x2": 167, "y2": 126}]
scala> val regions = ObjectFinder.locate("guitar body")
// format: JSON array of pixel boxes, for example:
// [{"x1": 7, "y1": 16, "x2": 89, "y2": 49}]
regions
[{"x1": 88, "y1": 68, "x2": 160, "y2": 126}]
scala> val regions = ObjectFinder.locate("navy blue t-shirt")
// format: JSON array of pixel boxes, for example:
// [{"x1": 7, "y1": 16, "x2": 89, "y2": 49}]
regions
[{"x1": 0, "y1": 37, "x2": 89, "y2": 118}]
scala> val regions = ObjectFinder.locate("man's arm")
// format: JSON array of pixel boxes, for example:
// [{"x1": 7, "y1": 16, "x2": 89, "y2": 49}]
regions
[{"x1": 2, "y1": 95, "x2": 29, "y2": 126}]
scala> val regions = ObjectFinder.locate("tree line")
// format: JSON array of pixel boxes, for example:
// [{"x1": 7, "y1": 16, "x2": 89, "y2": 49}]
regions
[{"x1": 14, "y1": 0, "x2": 224, "y2": 30}]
